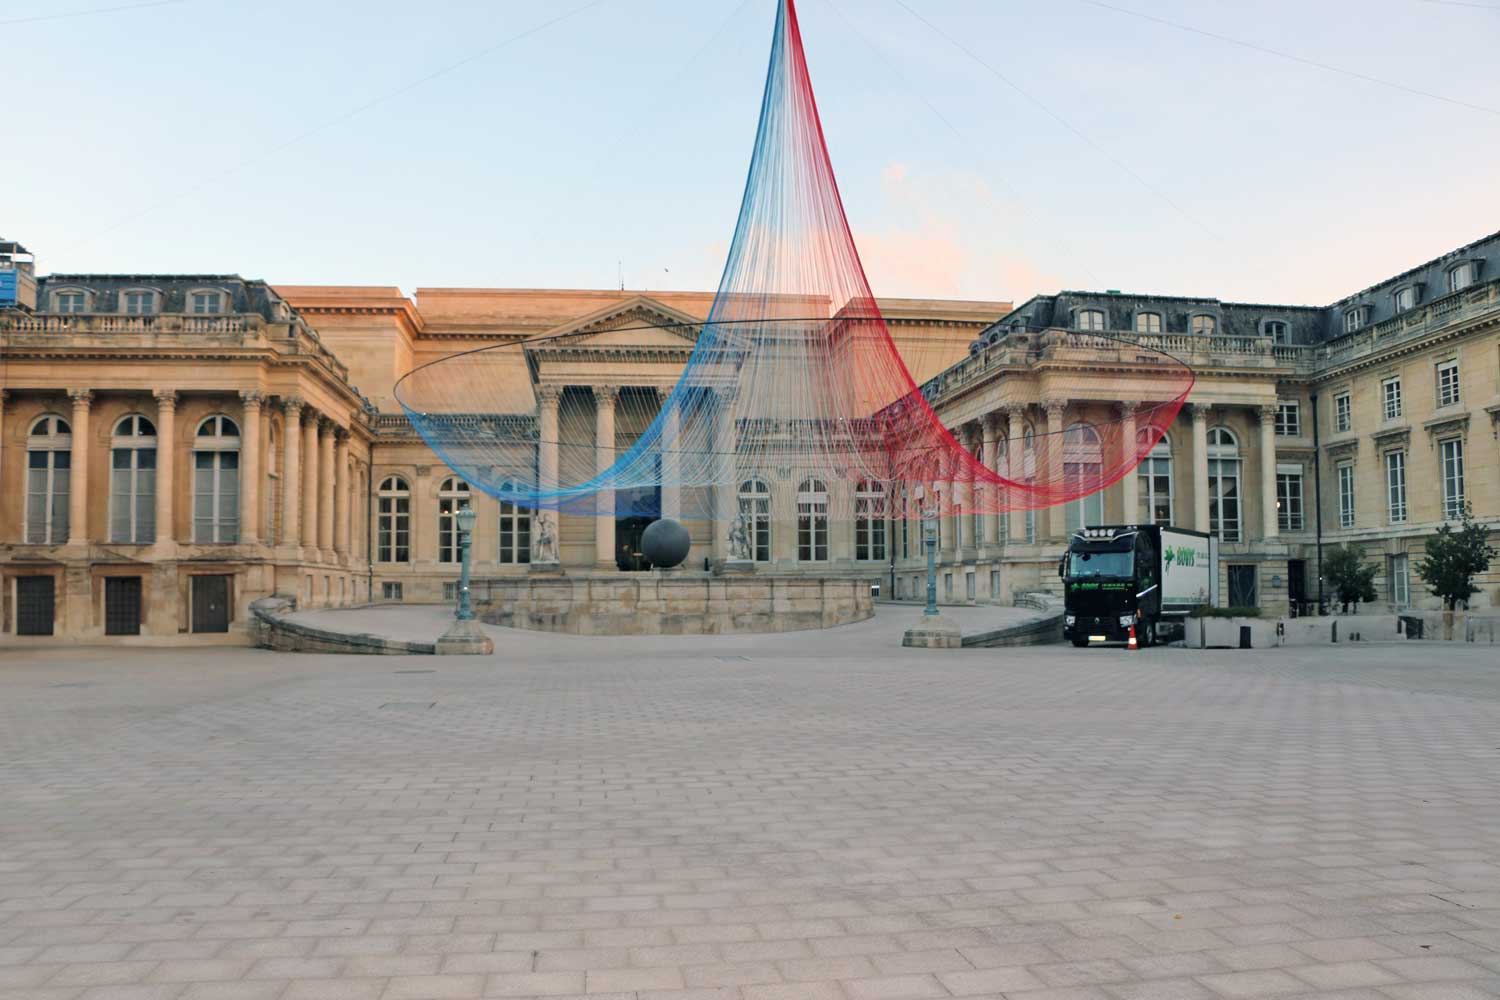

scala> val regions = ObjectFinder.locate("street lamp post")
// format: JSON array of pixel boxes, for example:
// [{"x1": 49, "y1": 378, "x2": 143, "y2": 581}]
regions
[
  {"x1": 455, "y1": 507, "x2": 476, "y2": 622},
  {"x1": 923, "y1": 506, "x2": 939, "y2": 617}
]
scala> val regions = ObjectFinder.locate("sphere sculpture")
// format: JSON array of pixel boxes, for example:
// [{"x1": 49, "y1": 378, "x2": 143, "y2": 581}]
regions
[{"x1": 642, "y1": 518, "x2": 692, "y2": 569}]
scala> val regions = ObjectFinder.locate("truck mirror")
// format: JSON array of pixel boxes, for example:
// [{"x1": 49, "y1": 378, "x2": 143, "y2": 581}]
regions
[{"x1": 1057, "y1": 556, "x2": 1065, "y2": 579}]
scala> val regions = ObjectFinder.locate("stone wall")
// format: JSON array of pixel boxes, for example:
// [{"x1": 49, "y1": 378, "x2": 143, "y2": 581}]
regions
[{"x1": 473, "y1": 571, "x2": 876, "y2": 635}]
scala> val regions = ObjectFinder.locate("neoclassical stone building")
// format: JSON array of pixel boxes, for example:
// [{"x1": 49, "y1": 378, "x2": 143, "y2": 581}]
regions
[
  {"x1": 912, "y1": 231, "x2": 1500, "y2": 616},
  {"x1": 3, "y1": 228, "x2": 1495, "y2": 642},
  {"x1": 0, "y1": 250, "x2": 1003, "y2": 642}
]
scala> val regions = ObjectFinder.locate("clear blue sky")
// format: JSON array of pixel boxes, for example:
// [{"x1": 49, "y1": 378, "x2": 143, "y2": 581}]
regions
[{"x1": 7, "y1": 0, "x2": 1499, "y2": 306}]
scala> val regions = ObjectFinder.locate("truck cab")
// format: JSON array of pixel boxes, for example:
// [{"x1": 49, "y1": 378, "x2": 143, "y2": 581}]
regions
[{"x1": 1060, "y1": 526, "x2": 1161, "y2": 647}]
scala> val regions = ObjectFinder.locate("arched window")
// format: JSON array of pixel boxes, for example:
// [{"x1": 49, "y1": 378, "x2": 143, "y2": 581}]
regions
[
  {"x1": 1136, "y1": 430, "x2": 1173, "y2": 525},
  {"x1": 1075, "y1": 308, "x2": 1106, "y2": 332},
  {"x1": 1063, "y1": 423, "x2": 1104, "y2": 535},
  {"x1": 25, "y1": 414, "x2": 71, "y2": 544},
  {"x1": 499, "y1": 485, "x2": 531, "y2": 564},
  {"x1": 110, "y1": 414, "x2": 157, "y2": 543},
  {"x1": 737, "y1": 479, "x2": 771, "y2": 562},
  {"x1": 193, "y1": 415, "x2": 240, "y2": 543},
  {"x1": 855, "y1": 480, "x2": 887, "y2": 561},
  {"x1": 1207, "y1": 427, "x2": 1241, "y2": 542},
  {"x1": 1191, "y1": 314, "x2": 1217, "y2": 336},
  {"x1": 376, "y1": 476, "x2": 411, "y2": 563},
  {"x1": 1134, "y1": 311, "x2": 1163, "y2": 335},
  {"x1": 797, "y1": 478, "x2": 829, "y2": 562},
  {"x1": 437, "y1": 477, "x2": 471, "y2": 563},
  {"x1": 52, "y1": 288, "x2": 89, "y2": 314}
]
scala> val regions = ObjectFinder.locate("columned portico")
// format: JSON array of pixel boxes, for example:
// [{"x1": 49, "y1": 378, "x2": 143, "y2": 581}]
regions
[
  {"x1": 594, "y1": 384, "x2": 618, "y2": 568},
  {"x1": 66, "y1": 390, "x2": 92, "y2": 547}
]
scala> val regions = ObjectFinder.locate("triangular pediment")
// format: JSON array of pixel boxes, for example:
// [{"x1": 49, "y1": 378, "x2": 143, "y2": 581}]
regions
[{"x1": 528, "y1": 295, "x2": 704, "y2": 351}]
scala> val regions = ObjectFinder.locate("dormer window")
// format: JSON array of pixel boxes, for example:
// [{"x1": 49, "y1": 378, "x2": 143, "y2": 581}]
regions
[
  {"x1": 190, "y1": 290, "x2": 225, "y2": 315},
  {"x1": 1190, "y1": 314, "x2": 1217, "y2": 336},
  {"x1": 1448, "y1": 260, "x2": 1479, "y2": 293},
  {"x1": 123, "y1": 290, "x2": 156, "y2": 316},
  {"x1": 1134, "y1": 311, "x2": 1162, "y2": 334},
  {"x1": 1263, "y1": 319, "x2": 1289, "y2": 345},
  {"x1": 53, "y1": 290, "x2": 88, "y2": 314},
  {"x1": 1393, "y1": 286, "x2": 1417, "y2": 313},
  {"x1": 1344, "y1": 306, "x2": 1369, "y2": 333},
  {"x1": 1075, "y1": 308, "x2": 1106, "y2": 332}
]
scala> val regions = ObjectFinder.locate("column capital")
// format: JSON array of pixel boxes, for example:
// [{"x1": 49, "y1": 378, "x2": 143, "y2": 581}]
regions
[
  {"x1": 1043, "y1": 399, "x2": 1067, "y2": 420},
  {"x1": 1005, "y1": 404, "x2": 1028, "y2": 423},
  {"x1": 982, "y1": 412, "x2": 1003, "y2": 440},
  {"x1": 152, "y1": 389, "x2": 178, "y2": 409},
  {"x1": 1188, "y1": 401, "x2": 1212, "y2": 420},
  {"x1": 282, "y1": 396, "x2": 305, "y2": 416},
  {"x1": 334, "y1": 426, "x2": 352, "y2": 443},
  {"x1": 0, "y1": 388, "x2": 9, "y2": 405},
  {"x1": 1116, "y1": 401, "x2": 1139, "y2": 419},
  {"x1": 68, "y1": 389, "x2": 94, "y2": 407},
  {"x1": 239, "y1": 389, "x2": 265, "y2": 407},
  {"x1": 536, "y1": 383, "x2": 563, "y2": 406},
  {"x1": 593, "y1": 383, "x2": 620, "y2": 406},
  {"x1": 318, "y1": 415, "x2": 338, "y2": 433},
  {"x1": 1257, "y1": 403, "x2": 1279, "y2": 422}
]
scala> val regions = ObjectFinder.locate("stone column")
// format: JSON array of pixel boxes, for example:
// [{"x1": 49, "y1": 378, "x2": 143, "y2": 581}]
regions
[
  {"x1": 281, "y1": 398, "x2": 303, "y2": 547},
  {"x1": 1006, "y1": 406, "x2": 1027, "y2": 544},
  {"x1": 239, "y1": 391, "x2": 263, "y2": 544},
  {"x1": 1044, "y1": 399, "x2": 1067, "y2": 540},
  {"x1": 153, "y1": 392, "x2": 176, "y2": 546},
  {"x1": 594, "y1": 384, "x2": 619, "y2": 568},
  {"x1": 301, "y1": 408, "x2": 319, "y2": 551},
  {"x1": 0, "y1": 391, "x2": 7, "y2": 505},
  {"x1": 1259, "y1": 404, "x2": 1279, "y2": 540},
  {"x1": 979, "y1": 414, "x2": 999, "y2": 549},
  {"x1": 660, "y1": 390, "x2": 681, "y2": 520},
  {"x1": 713, "y1": 389, "x2": 738, "y2": 562},
  {"x1": 537, "y1": 384, "x2": 561, "y2": 494},
  {"x1": 318, "y1": 420, "x2": 335, "y2": 557},
  {"x1": 955, "y1": 424, "x2": 975, "y2": 557},
  {"x1": 1119, "y1": 402, "x2": 1138, "y2": 524},
  {"x1": 1191, "y1": 402, "x2": 1211, "y2": 533},
  {"x1": 334, "y1": 430, "x2": 351, "y2": 560},
  {"x1": 67, "y1": 390, "x2": 92, "y2": 546}
]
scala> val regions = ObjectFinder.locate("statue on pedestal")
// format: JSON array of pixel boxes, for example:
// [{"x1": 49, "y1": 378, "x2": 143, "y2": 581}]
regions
[
  {"x1": 728, "y1": 512, "x2": 752, "y2": 562},
  {"x1": 533, "y1": 511, "x2": 558, "y2": 564}
]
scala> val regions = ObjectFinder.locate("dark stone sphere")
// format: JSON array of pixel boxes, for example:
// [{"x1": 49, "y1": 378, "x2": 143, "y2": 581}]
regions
[{"x1": 641, "y1": 518, "x2": 692, "y2": 568}]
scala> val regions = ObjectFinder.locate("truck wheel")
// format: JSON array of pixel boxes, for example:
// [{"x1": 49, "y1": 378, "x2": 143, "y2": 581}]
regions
[
  {"x1": 1142, "y1": 619, "x2": 1154, "y2": 647},
  {"x1": 1071, "y1": 638, "x2": 1089, "y2": 648}
]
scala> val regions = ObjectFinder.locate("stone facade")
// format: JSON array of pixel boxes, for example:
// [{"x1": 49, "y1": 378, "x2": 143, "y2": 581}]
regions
[{"x1": 911, "y1": 231, "x2": 1500, "y2": 616}]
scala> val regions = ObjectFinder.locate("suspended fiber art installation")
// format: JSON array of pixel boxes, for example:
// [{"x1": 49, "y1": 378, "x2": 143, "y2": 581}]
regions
[{"x1": 395, "y1": 0, "x2": 1193, "y2": 521}]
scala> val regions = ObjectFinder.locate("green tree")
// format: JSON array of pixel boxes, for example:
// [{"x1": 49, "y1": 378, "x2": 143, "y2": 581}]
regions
[
  {"x1": 1324, "y1": 544, "x2": 1377, "y2": 613},
  {"x1": 1416, "y1": 503, "x2": 1496, "y2": 611}
]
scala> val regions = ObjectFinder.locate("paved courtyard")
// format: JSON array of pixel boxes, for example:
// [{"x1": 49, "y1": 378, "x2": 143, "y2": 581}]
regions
[{"x1": 3, "y1": 624, "x2": 1500, "y2": 1000}]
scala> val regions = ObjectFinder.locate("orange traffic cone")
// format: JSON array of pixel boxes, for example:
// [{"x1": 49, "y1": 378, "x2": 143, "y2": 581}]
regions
[{"x1": 1127, "y1": 624, "x2": 1138, "y2": 651}]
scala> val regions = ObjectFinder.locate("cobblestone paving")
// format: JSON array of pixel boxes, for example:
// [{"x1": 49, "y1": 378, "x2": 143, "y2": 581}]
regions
[{"x1": 3, "y1": 631, "x2": 1500, "y2": 1000}]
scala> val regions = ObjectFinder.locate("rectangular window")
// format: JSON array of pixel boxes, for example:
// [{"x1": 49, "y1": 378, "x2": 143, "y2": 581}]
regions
[
  {"x1": 109, "y1": 447, "x2": 156, "y2": 543},
  {"x1": 191, "y1": 292, "x2": 222, "y2": 314},
  {"x1": 1076, "y1": 309, "x2": 1106, "y2": 331},
  {"x1": 1389, "y1": 554, "x2": 1410, "y2": 607},
  {"x1": 1394, "y1": 287, "x2": 1414, "y2": 312},
  {"x1": 1138, "y1": 451, "x2": 1173, "y2": 525},
  {"x1": 1337, "y1": 462, "x2": 1355, "y2": 529},
  {"x1": 55, "y1": 291, "x2": 87, "y2": 313},
  {"x1": 1274, "y1": 402, "x2": 1300, "y2": 437},
  {"x1": 1135, "y1": 312, "x2": 1161, "y2": 334},
  {"x1": 1382, "y1": 377, "x2": 1402, "y2": 420},
  {"x1": 1191, "y1": 315, "x2": 1216, "y2": 335},
  {"x1": 1449, "y1": 263, "x2": 1476, "y2": 293},
  {"x1": 443, "y1": 581, "x2": 459, "y2": 601},
  {"x1": 193, "y1": 451, "x2": 239, "y2": 543},
  {"x1": 1265, "y1": 320, "x2": 1289, "y2": 344},
  {"x1": 124, "y1": 291, "x2": 155, "y2": 315},
  {"x1": 1441, "y1": 438, "x2": 1465, "y2": 519},
  {"x1": 1383, "y1": 451, "x2": 1407, "y2": 524},
  {"x1": 1344, "y1": 308, "x2": 1366, "y2": 333},
  {"x1": 1208, "y1": 459, "x2": 1241, "y2": 542},
  {"x1": 1276, "y1": 467, "x2": 1303, "y2": 532},
  {"x1": 26, "y1": 450, "x2": 70, "y2": 544},
  {"x1": 382, "y1": 582, "x2": 403, "y2": 601},
  {"x1": 1333, "y1": 392, "x2": 1351, "y2": 433},
  {"x1": 1437, "y1": 360, "x2": 1461, "y2": 408}
]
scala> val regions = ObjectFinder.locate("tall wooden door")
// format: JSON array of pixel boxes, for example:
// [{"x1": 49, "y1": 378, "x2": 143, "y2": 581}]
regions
[
  {"x1": 105, "y1": 577, "x2": 142, "y2": 636},
  {"x1": 16, "y1": 577, "x2": 55, "y2": 636},
  {"x1": 191, "y1": 575, "x2": 230, "y2": 633}
]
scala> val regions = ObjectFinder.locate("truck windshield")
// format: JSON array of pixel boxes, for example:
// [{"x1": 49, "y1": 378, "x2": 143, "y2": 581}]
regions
[{"x1": 1068, "y1": 550, "x2": 1133, "y2": 578}]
